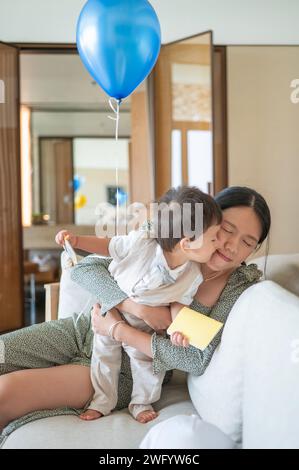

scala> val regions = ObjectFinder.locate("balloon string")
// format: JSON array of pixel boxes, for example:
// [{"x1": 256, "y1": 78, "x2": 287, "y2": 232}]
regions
[
  {"x1": 108, "y1": 98, "x2": 121, "y2": 141},
  {"x1": 108, "y1": 98, "x2": 122, "y2": 235}
]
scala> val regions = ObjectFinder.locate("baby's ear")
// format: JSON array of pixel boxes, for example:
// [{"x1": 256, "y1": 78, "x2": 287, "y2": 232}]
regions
[{"x1": 179, "y1": 237, "x2": 191, "y2": 251}]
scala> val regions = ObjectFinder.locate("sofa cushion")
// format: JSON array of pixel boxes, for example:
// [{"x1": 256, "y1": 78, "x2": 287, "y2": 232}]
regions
[
  {"x1": 188, "y1": 283, "x2": 255, "y2": 444},
  {"x1": 242, "y1": 281, "x2": 299, "y2": 449},
  {"x1": 1, "y1": 380, "x2": 195, "y2": 449},
  {"x1": 188, "y1": 280, "x2": 299, "y2": 448},
  {"x1": 140, "y1": 415, "x2": 237, "y2": 449}
]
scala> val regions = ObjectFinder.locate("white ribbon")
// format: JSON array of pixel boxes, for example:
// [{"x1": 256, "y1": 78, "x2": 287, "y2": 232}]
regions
[{"x1": 108, "y1": 98, "x2": 122, "y2": 235}]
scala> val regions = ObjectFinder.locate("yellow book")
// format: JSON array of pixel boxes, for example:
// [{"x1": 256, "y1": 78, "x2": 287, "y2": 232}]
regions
[{"x1": 167, "y1": 306, "x2": 224, "y2": 350}]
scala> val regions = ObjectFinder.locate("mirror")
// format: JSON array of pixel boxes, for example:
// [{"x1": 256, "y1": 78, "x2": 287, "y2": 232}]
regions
[{"x1": 20, "y1": 52, "x2": 138, "y2": 227}]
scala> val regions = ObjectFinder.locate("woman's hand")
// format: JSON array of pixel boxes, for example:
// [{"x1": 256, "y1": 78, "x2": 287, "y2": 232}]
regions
[
  {"x1": 118, "y1": 299, "x2": 172, "y2": 332},
  {"x1": 91, "y1": 303, "x2": 123, "y2": 336},
  {"x1": 170, "y1": 331, "x2": 190, "y2": 348}
]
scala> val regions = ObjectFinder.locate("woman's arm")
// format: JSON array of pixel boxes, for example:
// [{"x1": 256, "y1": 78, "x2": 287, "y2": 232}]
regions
[
  {"x1": 119, "y1": 299, "x2": 172, "y2": 331},
  {"x1": 91, "y1": 305, "x2": 211, "y2": 373},
  {"x1": 71, "y1": 257, "x2": 171, "y2": 330},
  {"x1": 170, "y1": 302, "x2": 184, "y2": 320},
  {"x1": 91, "y1": 305, "x2": 153, "y2": 357},
  {"x1": 151, "y1": 271, "x2": 261, "y2": 376},
  {"x1": 91, "y1": 266, "x2": 261, "y2": 376},
  {"x1": 71, "y1": 256, "x2": 128, "y2": 314},
  {"x1": 115, "y1": 323, "x2": 153, "y2": 357}
]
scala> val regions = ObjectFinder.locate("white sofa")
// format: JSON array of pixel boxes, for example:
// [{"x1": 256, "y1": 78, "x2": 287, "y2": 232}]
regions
[{"x1": 1, "y1": 253, "x2": 299, "y2": 449}]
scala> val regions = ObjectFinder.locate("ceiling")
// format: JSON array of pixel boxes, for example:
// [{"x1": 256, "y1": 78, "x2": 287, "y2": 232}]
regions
[
  {"x1": 20, "y1": 53, "x2": 133, "y2": 111},
  {"x1": 0, "y1": 0, "x2": 298, "y2": 45}
]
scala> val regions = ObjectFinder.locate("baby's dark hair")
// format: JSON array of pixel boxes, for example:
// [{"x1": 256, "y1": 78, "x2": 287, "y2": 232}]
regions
[{"x1": 154, "y1": 186, "x2": 222, "y2": 252}]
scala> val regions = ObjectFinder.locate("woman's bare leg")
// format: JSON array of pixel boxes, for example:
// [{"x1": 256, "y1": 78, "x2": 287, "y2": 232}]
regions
[{"x1": 0, "y1": 364, "x2": 94, "y2": 431}]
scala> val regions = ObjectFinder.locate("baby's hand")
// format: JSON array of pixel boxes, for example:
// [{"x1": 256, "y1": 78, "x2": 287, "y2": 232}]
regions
[
  {"x1": 170, "y1": 331, "x2": 190, "y2": 348},
  {"x1": 55, "y1": 229, "x2": 77, "y2": 247}
]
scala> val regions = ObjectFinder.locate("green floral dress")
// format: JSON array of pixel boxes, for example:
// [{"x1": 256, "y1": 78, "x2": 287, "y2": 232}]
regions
[{"x1": 0, "y1": 255, "x2": 261, "y2": 445}]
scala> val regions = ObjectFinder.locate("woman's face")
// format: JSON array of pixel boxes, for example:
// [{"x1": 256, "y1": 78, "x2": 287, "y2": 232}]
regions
[{"x1": 206, "y1": 206, "x2": 263, "y2": 272}]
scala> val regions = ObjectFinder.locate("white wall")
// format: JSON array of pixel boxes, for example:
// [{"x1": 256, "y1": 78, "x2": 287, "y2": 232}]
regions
[
  {"x1": 0, "y1": 0, "x2": 298, "y2": 45},
  {"x1": 32, "y1": 111, "x2": 131, "y2": 137},
  {"x1": 227, "y1": 46, "x2": 299, "y2": 255},
  {"x1": 73, "y1": 138, "x2": 129, "y2": 170}
]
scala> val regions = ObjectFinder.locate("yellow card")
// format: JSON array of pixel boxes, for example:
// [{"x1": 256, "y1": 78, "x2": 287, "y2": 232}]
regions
[{"x1": 167, "y1": 306, "x2": 223, "y2": 350}]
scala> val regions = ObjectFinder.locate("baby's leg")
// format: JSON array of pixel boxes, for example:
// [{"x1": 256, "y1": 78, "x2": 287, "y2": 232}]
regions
[
  {"x1": 123, "y1": 343, "x2": 165, "y2": 424},
  {"x1": 79, "y1": 409, "x2": 103, "y2": 420},
  {"x1": 80, "y1": 333, "x2": 122, "y2": 421}
]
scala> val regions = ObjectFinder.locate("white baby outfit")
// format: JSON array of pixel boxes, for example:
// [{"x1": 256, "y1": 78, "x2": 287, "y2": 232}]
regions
[{"x1": 89, "y1": 229, "x2": 203, "y2": 419}]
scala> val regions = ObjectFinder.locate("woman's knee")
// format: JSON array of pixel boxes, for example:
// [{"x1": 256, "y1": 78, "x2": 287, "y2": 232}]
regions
[
  {"x1": 0, "y1": 373, "x2": 17, "y2": 407},
  {"x1": 0, "y1": 373, "x2": 18, "y2": 428}
]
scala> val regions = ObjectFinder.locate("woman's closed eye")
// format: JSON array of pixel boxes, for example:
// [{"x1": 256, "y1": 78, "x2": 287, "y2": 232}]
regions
[
  {"x1": 222, "y1": 225, "x2": 255, "y2": 247},
  {"x1": 221, "y1": 226, "x2": 233, "y2": 234},
  {"x1": 243, "y1": 239, "x2": 256, "y2": 248}
]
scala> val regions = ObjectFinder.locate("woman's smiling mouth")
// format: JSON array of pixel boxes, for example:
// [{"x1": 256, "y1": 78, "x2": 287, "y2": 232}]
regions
[{"x1": 215, "y1": 250, "x2": 233, "y2": 262}]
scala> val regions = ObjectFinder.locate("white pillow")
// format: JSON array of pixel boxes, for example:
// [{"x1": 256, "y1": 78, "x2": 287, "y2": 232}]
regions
[
  {"x1": 187, "y1": 283, "x2": 257, "y2": 444},
  {"x1": 140, "y1": 415, "x2": 236, "y2": 449},
  {"x1": 57, "y1": 252, "x2": 96, "y2": 319},
  {"x1": 241, "y1": 282, "x2": 299, "y2": 449},
  {"x1": 188, "y1": 280, "x2": 299, "y2": 447}
]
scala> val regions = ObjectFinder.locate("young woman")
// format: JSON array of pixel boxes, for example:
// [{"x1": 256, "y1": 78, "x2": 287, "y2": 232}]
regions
[{"x1": 0, "y1": 186, "x2": 271, "y2": 442}]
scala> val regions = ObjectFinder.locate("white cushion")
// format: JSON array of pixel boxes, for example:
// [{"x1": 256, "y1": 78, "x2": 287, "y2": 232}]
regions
[
  {"x1": 188, "y1": 283, "x2": 255, "y2": 444},
  {"x1": 1, "y1": 381, "x2": 195, "y2": 449},
  {"x1": 188, "y1": 280, "x2": 299, "y2": 448},
  {"x1": 242, "y1": 281, "x2": 299, "y2": 449},
  {"x1": 140, "y1": 415, "x2": 237, "y2": 449},
  {"x1": 58, "y1": 252, "x2": 96, "y2": 319},
  {"x1": 252, "y1": 253, "x2": 299, "y2": 297}
]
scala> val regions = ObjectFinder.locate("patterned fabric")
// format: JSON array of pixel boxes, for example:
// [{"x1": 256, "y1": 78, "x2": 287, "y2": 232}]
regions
[
  {"x1": 151, "y1": 263, "x2": 262, "y2": 375},
  {"x1": 0, "y1": 256, "x2": 262, "y2": 445},
  {"x1": 0, "y1": 313, "x2": 133, "y2": 446},
  {"x1": 71, "y1": 256, "x2": 262, "y2": 375}
]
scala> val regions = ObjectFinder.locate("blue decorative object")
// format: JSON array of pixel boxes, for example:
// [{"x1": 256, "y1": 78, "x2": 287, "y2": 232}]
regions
[
  {"x1": 76, "y1": 0, "x2": 161, "y2": 100},
  {"x1": 116, "y1": 187, "x2": 128, "y2": 206},
  {"x1": 73, "y1": 175, "x2": 81, "y2": 192},
  {"x1": 107, "y1": 186, "x2": 127, "y2": 206}
]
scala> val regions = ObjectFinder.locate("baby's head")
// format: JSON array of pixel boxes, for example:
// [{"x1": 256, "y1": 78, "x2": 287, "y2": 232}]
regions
[{"x1": 154, "y1": 186, "x2": 222, "y2": 263}]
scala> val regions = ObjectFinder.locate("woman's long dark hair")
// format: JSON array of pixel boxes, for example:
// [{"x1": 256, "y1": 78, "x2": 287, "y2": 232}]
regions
[{"x1": 214, "y1": 186, "x2": 271, "y2": 271}]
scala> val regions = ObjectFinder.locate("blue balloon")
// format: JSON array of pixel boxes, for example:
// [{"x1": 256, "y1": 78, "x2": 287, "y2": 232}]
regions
[{"x1": 76, "y1": 0, "x2": 161, "y2": 100}]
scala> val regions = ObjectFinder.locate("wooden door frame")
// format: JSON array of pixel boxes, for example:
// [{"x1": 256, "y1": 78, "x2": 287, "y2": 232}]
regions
[
  {"x1": 0, "y1": 41, "x2": 24, "y2": 331},
  {"x1": 153, "y1": 32, "x2": 228, "y2": 198},
  {"x1": 213, "y1": 46, "x2": 228, "y2": 194}
]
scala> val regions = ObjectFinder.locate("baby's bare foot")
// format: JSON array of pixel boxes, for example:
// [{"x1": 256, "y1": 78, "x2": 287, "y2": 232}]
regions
[
  {"x1": 136, "y1": 410, "x2": 158, "y2": 424},
  {"x1": 79, "y1": 409, "x2": 103, "y2": 421}
]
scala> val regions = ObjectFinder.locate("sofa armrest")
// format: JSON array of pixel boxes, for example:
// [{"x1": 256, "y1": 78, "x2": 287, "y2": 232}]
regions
[{"x1": 44, "y1": 282, "x2": 60, "y2": 322}]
